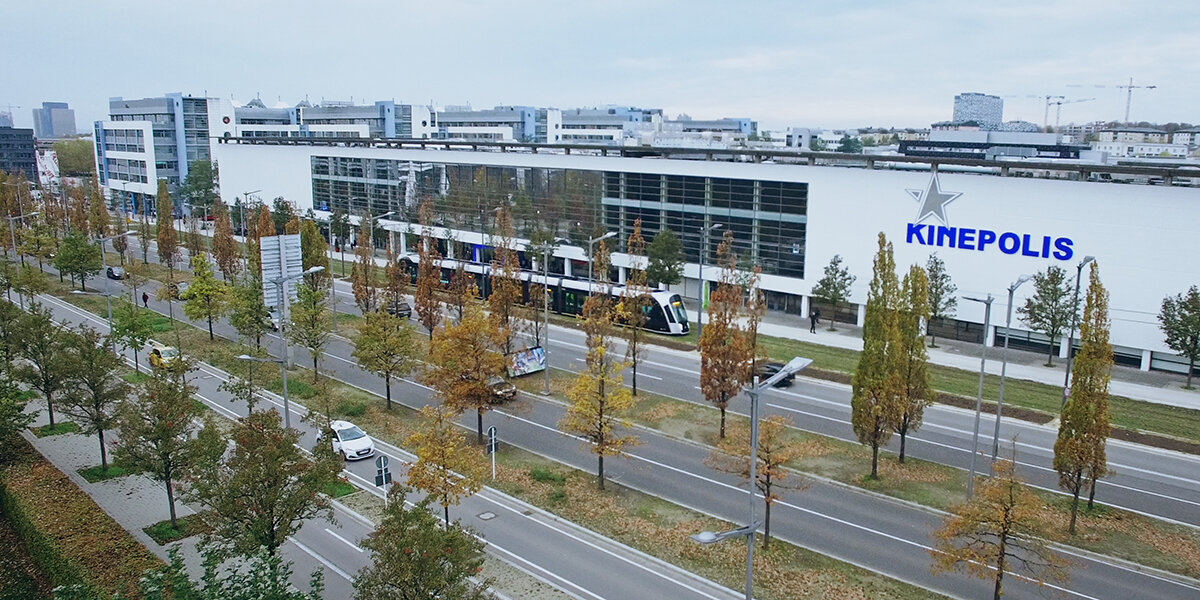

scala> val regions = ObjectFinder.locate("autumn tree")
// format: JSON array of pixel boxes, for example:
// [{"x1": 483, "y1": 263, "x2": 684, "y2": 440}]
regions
[
  {"x1": 488, "y1": 206, "x2": 525, "y2": 355},
  {"x1": 894, "y1": 264, "x2": 932, "y2": 463},
  {"x1": 187, "y1": 408, "x2": 340, "y2": 558},
  {"x1": 300, "y1": 218, "x2": 330, "y2": 288},
  {"x1": 932, "y1": 457, "x2": 1069, "y2": 600},
  {"x1": 351, "y1": 214, "x2": 379, "y2": 313},
  {"x1": 925, "y1": 252, "x2": 956, "y2": 347},
  {"x1": 212, "y1": 200, "x2": 240, "y2": 280},
  {"x1": 53, "y1": 232, "x2": 102, "y2": 290},
  {"x1": 851, "y1": 233, "x2": 903, "y2": 479},
  {"x1": 1018, "y1": 265, "x2": 1076, "y2": 367},
  {"x1": 20, "y1": 221, "x2": 58, "y2": 271},
  {"x1": 353, "y1": 311, "x2": 419, "y2": 410},
  {"x1": 124, "y1": 544, "x2": 324, "y2": 600},
  {"x1": 699, "y1": 232, "x2": 750, "y2": 439},
  {"x1": 621, "y1": 219, "x2": 652, "y2": 396},
  {"x1": 182, "y1": 255, "x2": 231, "y2": 340},
  {"x1": 646, "y1": 227, "x2": 684, "y2": 287},
  {"x1": 255, "y1": 204, "x2": 275, "y2": 244},
  {"x1": 353, "y1": 484, "x2": 491, "y2": 600},
  {"x1": 61, "y1": 325, "x2": 129, "y2": 472},
  {"x1": 87, "y1": 181, "x2": 111, "y2": 241},
  {"x1": 330, "y1": 208, "x2": 351, "y2": 276},
  {"x1": 559, "y1": 281, "x2": 638, "y2": 490},
  {"x1": 1054, "y1": 263, "x2": 1112, "y2": 533},
  {"x1": 288, "y1": 282, "x2": 332, "y2": 380},
  {"x1": 1158, "y1": 286, "x2": 1200, "y2": 389},
  {"x1": 447, "y1": 262, "x2": 471, "y2": 323},
  {"x1": 116, "y1": 369, "x2": 221, "y2": 527},
  {"x1": 424, "y1": 287, "x2": 506, "y2": 444},
  {"x1": 705, "y1": 415, "x2": 805, "y2": 548},
  {"x1": 414, "y1": 203, "x2": 443, "y2": 338},
  {"x1": 811, "y1": 254, "x2": 856, "y2": 331},
  {"x1": 156, "y1": 180, "x2": 179, "y2": 270},
  {"x1": 15, "y1": 302, "x2": 72, "y2": 429},
  {"x1": 743, "y1": 265, "x2": 767, "y2": 381},
  {"x1": 406, "y1": 405, "x2": 486, "y2": 526}
]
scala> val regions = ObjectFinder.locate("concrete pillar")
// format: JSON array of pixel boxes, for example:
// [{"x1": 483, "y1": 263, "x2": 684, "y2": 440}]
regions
[
  {"x1": 388, "y1": 230, "x2": 398, "y2": 255},
  {"x1": 800, "y1": 295, "x2": 810, "y2": 319},
  {"x1": 564, "y1": 259, "x2": 573, "y2": 277},
  {"x1": 984, "y1": 323, "x2": 996, "y2": 347},
  {"x1": 1059, "y1": 335, "x2": 1071, "y2": 359},
  {"x1": 856, "y1": 304, "x2": 866, "y2": 328},
  {"x1": 398, "y1": 231, "x2": 407, "y2": 256},
  {"x1": 1141, "y1": 349, "x2": 1153, "y2": 371},
  {"x1": 618, "y1": 266, "x2": 627, "y2": 284},
  {"x1": 445, "y1": 241, "x2": 454, "y2": 260}
]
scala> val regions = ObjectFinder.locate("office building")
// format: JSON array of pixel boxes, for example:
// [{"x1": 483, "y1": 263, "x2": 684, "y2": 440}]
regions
[
  {"x1": 952, "y1": 92, "x2": 1003, "y2": 130},
  {"x1": 0, "y1": 127, "x2": 37, "y2": 175},
  {"x1": 436, "y1": 105, "x2": 538, "y2": 142},
  {"x1": 0, "y1": 111, "x2": 14, "y2": 128},
  {"x1": 31, "y1": 102, "x2": 77, "y2": 138}
]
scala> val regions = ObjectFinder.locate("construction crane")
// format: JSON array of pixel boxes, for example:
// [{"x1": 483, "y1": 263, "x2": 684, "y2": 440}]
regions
[
  {"x1": 1041, "y1": 95, "x2": 1065, "y2": 130},
  {"x1": 1069, "y1": 77, "x2": 1157, "y2": 123},
  {"x1": 1049, "y1": 98, "x2": 1095, "y2": 129}
]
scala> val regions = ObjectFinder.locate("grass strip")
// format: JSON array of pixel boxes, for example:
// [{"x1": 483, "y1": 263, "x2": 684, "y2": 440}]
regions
[
  {"x1": 142, "y1": 513, "x2": 211, "y2": 546},
  {"x1": 31, "y1": 421, "x2": 79, "y2": 438},
  {"x1": 76, "y1": 465, "x2": 134, "y2": 483}
]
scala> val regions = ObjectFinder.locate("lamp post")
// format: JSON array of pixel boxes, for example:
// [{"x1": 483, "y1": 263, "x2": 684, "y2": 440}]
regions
[
  {"x1": 696, "y1": 223, "x2": 723, "y2": 341},
  {"x1": 539, "y1": 237, "x2": 569, "y2": 395},
  {"x1": 263, "y1": 265, "x2": 324, "y2": 429},
  {"x1": 7, "y1": 210, "x2": 39, "y2": 268},
  {"x1": 993, "y1": 275, "x2": 1031, "y2": 460},
  {"x1": 1062, "y1": 255, "x2": 1096, "y2": 405},
  {"x1": 90, "y1": 230, "x2": 137, "y2": 353},
  {"x1": 241, "y1": 190, "x2": 261, "y2": 243},
  {"x1": 691, "y1": 356, "x2": 812, "y2": 600},
  {"x1": 962, "y1": 294, "x2": 994, "y2": 499},
  {"x1": 586, "y1": 231, "x2": 617, "y2": 289},
  {"x1": 236, "y1": 354, "x2": 285, "y2": 421}
]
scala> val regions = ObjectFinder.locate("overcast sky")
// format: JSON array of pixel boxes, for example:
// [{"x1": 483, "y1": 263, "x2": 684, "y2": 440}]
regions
[{"x1": 3, "y1": 0, "x2": 1197, "y2": 133}]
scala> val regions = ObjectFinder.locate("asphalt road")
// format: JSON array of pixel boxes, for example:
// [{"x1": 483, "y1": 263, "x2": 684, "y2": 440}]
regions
[{"x1": 64, "y1": 259, "x2": 1200, "y2": 600}]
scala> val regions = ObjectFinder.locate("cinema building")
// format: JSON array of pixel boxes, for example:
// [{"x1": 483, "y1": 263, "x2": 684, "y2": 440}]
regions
[{"x1": 208, "y1": 138, "x2": 1200, "y2": 375}]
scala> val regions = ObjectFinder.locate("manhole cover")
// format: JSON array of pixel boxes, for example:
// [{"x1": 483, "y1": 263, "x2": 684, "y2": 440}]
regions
[{"x1": 478, "y1": 511, "x2": 497, "y2": 521}]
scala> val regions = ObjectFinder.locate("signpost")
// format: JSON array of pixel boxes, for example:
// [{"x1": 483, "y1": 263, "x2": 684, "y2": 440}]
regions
[
  {"x1": 486, "y1": 426, "x2": 498, "y2": 480},
  {"x1": 259, "y1": 234, "x2": 303, "y2": 307},
  {"x1": 375, "y1": 455, "x2": 392, "y2": 505}
]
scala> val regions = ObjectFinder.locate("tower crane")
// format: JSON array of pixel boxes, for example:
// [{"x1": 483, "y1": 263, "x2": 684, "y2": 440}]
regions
[
  {"x1": 1049, "y1": 98, "x2": 1095, "y2": 130},
  {"x1": 1069, "y1": 77, "x2": 1157, "y2": 123}
]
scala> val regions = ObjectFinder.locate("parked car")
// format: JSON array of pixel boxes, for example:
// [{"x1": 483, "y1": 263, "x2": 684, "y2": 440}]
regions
[
  {"x1": 148, "y1": 345, "x2": 182, "y2": 370},
  {"x1": 106, "y1": 266, "x2": 127, "y2": 280},
  {"x1": 385, "y1": 299, "x2": 413, "y2": 319},
  {"x1": 487, "y1": 375, "x2": 517, "y2": 403},
  {"x1": 756, "y1": 361, "x2": 796, "y2": 388},
  {"x1": 329, "y1": 420, "x2": 375, "y2": 461}
]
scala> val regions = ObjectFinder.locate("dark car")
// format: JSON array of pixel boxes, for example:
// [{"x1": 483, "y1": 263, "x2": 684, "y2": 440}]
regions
[
  {"x1": 757, "y1": 361, "x2": 795, "y2": 388},
  {"x1": 385, "y1": 300, "x2": 413, "y2": 319},
  {"x1": 487, "y1": 376, "x2": 517, "y2": 403},
  {"x1": 106, "y1": 266, "x2": 127, "y2": 280}
]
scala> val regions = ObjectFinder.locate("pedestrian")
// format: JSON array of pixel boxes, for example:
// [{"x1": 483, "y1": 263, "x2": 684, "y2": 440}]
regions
[
  {"x1": 142, "y1": 291, "x2": 149, "y2": 308},
  {"x1": 810, "y1": 307, "x2": 820, "y2": 334}
]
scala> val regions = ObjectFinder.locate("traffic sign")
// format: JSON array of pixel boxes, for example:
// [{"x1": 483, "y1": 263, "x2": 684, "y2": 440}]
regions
[
  {"x1": 374, "y1": 455, "x2": 392, "y2": 487},
  {"x1": 486, "y1": 426, "x2": 498, "y2": 455}
]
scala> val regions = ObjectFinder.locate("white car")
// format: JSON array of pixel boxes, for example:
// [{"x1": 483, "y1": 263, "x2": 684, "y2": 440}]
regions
[{"x1": 329, "y1": 420, "x2": 375, "y2": 461}]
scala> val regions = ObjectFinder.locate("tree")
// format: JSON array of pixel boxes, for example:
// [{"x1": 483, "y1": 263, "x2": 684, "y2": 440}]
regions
[
  {"x1": 811, "y1": 254, "x2": 855, "y2": 331},
  {"x1": 300, "y1": 218, "x2": 330, "y2": 288},
  {"x1": 699, "y1": 232, "x2": 750, "y2": 439},
  {"x1": 559, "y1": 285, "x2": 638, "y2": 490},
  {"x1": 0, "y1": 300, "x2": 21, "y2": 371},
  {"x1": 102, "y1": 544, "x2": 324, "y2": 600},
  {"x1": 743, "y1": 265, "x2": 767, "y2": 382},
  {"x1": 414, "y1": 202, "x2": 443, "y2": 338},
  {"x1": 646, "y1": 227, "x2": 684, "y2": 287},
  {"x1": 932, "y1": 456, "x2": 1069, "y2": 600},
  {"x1": 894, "y1": 264, "x2": 932, "y2": 463},
  {"x1": 925, "y1": 253, "x2": 956, "y2": 347},
  {"x1": 837, "y1": 135, "x2": 864, "y2": 153},
  {"x1": 353, "y1": 311, "x2": 419, "y2": 410},
  {"x1": 212, "y1": 200, "x2": 240, "y2": 281},
  {"x1": 851, "y1": 233, "x2": 903, "y2": 479},
  {"x1": 182, "y1": 255, "x2": 231, "y2": 341},
  {"x1": 330, "y1": 209, "x2": 351, "y2": 276},
  {"x1": 705, "y1": 415, "x2": 804, "y2": 548},
  {"x1": 1018, "y1": 266, "x2": 1075, "y2": 367},
  {"x1": 255, "y1": 204, "x2": 275, "y2": 244},
  {"x1": 53, "y1": 232, "x2": 102, "y2": 290},
  {"x1": 406, "y1": 405, "x2": 486, "y2": 526},
  {"x1": 351, "y1": 215, "x2": 378, "y2": 313},
  {"x1": 810, "y1": 137, "x2": 829, "y2": 151},
  {"x1": 156, "y1": 181, "x2": 179, "y2": 270},
  {"x1": 272, "y1": 198, "x2": 296, "y2": 236},
  {"x1": 488, "y1": 206, "x2": 526, "y2": 355},
  {"x1": 1159, "y1": 286, "x2": 1200, "y2": 389},
  {"x1": 230, "y1": 274, "x2": 272, "y2": 349},
  {"x1": 424, "y1": 288, "x2": 506, "y2": 445},
  {"x1": 87, "y1": 181, "x2": 111, "y2": 241},
  {"x1": 448, "y1": 262, "x2": 470, "y2": 323},
  {"x1": 188, "y1": 408, "x2": 340, "y2": 559},
  {"x1": 1054, "y1": 263, "x2": 1112, "y2": 533},
  {"x1": 179, "y1": 160, "x2": 220, "y2": 209},
  {"x1": 60, "y1": 325, "x2": 129, "y2": 471},
  {"x1": 353, "y1": 485, "x2": 491, "y2": 600},
  {"x1": 621, "y1": 220, "x2": 653, "y2": 396},
  {"x1": 15, "y1": 302, "x2": 72, "y2": 429},
  {"x1": 183, "y1": 209, "x2": 205, "y2": 259},
  {"x1": 288, "y1": 282, "x2": 332, "y2": 380},
  {"x1": 0, "y1": 376, "x2": 37, "y2": 448},
  {"x1": 115, "y1": 369, "x2": 220, "y2": 527},
  {"x1": 111, "y1": 299, "x2": 156, "y2": 373},
  {"x1": 384, "y1": 247, "x2": 407, "y2": 310},
  {"x1": 20, "y1": 221, "x2": 57, "y2": 272},
  {"x1": 52, "y1": 139, "x2": 96, "y2": 176}
]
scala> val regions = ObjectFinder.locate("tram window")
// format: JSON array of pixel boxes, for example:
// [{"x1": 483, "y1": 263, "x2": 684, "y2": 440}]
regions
[{"x1": 670, "y1": 297, "x2": 688, "y2": 324}]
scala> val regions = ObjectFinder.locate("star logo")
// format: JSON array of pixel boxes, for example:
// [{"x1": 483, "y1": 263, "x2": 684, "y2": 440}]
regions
[{"x1": 906, "y1": 175, "x2": 961, "y2": 225}]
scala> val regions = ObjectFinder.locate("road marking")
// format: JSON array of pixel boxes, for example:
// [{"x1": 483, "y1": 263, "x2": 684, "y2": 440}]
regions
[
  {"x1": 289, "y1": 537, "x2": 354, "y2": 582},
  {"x1": 635, "y1": 372, "x2": 664, "y2": 381},
  {"x1": 324, "y1": 528, "x2": 364, "y2": 553}
]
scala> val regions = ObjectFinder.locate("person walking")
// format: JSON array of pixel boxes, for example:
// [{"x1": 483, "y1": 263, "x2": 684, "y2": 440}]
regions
[
  {"x1": 142, "y1": 291, "x2": 149, "y2": 308},
  {"x1": 810, "y1": 307, "x2": 820, "y2": 333}
]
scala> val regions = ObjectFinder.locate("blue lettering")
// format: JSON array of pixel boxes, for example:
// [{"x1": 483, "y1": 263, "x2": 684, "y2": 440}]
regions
[
  {"x1": 999, "y1": 232, "x2": 1020, "y2": 254},
  {"x1": 1040, "y1": 236, "x2": 1051, "y2": 258},
  {"x1": 1020, "y1": 234, "x2": 1040, "y2": 257},
  {"x1": 978, "y1": 229, "x2": 997, "y2": 251},
  {"x1": 936, "y1": 226, "x2": 957, "y2": 247},
  {"x1": 906, "y1": 223, "x2": 927, "y2": 245},
  {"x1": 1053, "y1": 237, "x2": 1074, "y2": 261},
  {"x1": 957, "y1": 228, "x2": 976, "y2": 250}
]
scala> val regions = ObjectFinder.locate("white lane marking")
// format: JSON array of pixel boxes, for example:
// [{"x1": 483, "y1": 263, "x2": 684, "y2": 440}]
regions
[
  {"x1": 636, "y1": 372, "x2": 664, "y2": 381},
  {"x1": 324, "y1": 528, "x2": 364, "y2": 553},
  {"x1": 289, "y1": 537, "x2": 354, "y2": 582}
]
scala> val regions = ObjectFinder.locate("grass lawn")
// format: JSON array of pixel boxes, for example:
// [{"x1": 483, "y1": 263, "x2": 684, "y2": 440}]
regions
[
  {"x1": 76, "y1": 465, "x2": 133, "y2": 483},
  {"x1": 31, "y1": 421, "x2": 79, "y2": 437},
  {"x1": 322, "y1": 479, "x2": 356, "y2": 499},
  {"x1": 142, "y1": 513, "x2": 211, "y2": 546}
]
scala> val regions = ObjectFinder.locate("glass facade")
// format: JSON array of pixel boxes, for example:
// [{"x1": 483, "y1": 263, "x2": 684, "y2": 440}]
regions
[{"x1": 311, "y1": 156, "x2": 808, "y2": 278}]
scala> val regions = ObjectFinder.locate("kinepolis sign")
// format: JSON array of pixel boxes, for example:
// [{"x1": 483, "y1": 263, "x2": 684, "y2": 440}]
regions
[{"x1": 902, "y1": 174, "x2": 1074, "y2": 261}]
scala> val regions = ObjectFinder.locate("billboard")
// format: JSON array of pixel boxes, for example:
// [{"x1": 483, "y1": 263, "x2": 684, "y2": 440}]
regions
[
  {"x1": 508, "y1": 346, "x2": 546, "y2": 378},
  {"x1": 259, "y1": 234, "x2": 303, "y2": 308}
]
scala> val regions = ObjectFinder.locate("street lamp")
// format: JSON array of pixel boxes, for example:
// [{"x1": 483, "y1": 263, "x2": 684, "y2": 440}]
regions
[
  {"x1": 962, "y1": 294, "x2": 994, "y2": 499},
  {"x1": 691, "y1": 356, "x2": 812, "y2": 600},
  {"x1": 586, "y1": 231, "x2": 617, "y2": 289},
  {"x1": 538, "y1": 237, "x2": 569, "y2": 395},
  {"x1": 90, "y1": 230, "x2": 137, "y2": 353},
  {"x1": 7, "y1": 210, "x2": 39, "y2": 268},
  {"x1": 241, "y1": 189, "x2": 261, "y2": 241},
  {"x1": 993, "y1": 275, "x2": 1031, "y2": 460},
  {"x1": 236, "y1": 354, "x2": 285, "y2": 421},
  {"x1": 696, "y1": 223, "x2": 723, "y2": 341},
  {"x1": 262, "y1": 265, "x2": 324, "y2": 429},
  {"x1": 1062, "y1": 255, "x2": 1096, "y2": 405}
]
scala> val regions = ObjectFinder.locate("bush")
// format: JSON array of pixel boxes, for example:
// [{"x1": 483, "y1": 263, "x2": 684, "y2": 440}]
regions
[{"x1": 529, "y1": 467, "x2": 565, "y2": 484}]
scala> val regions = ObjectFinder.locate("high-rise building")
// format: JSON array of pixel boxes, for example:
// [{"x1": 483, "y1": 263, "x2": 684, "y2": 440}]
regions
[
  {"x1": 0, "y1": 112, "x2": 13, "y2": 128},
  {"x1": 952, "y1": 92, "x2": 1003, "y2": 130},
  {"x1": 0, "y1": 127, "x2": 37, "y2": 176},
  {"x1": 31, "y1": 102, "x2": 76, "y2": 138}
]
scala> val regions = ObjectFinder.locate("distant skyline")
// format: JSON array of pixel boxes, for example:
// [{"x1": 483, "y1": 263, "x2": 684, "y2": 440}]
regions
[{"x1": 2, "y1": 1, "x2": 1197, "y2": 134}]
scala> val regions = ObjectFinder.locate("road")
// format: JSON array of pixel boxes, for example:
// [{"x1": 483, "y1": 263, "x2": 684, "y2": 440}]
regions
[{"x1": 65, "y1": 259, "x2": 1200, "y2": 600}]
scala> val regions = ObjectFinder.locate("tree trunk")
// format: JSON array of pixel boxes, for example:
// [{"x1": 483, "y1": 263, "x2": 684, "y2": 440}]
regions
[
  {"x1": 719, "y1": 405, "x2": 727, "y2": 439},
  {"x1": 993, "y1": 551, "x2": 1006, "y2": 600},
  {"x1": 477, "y1": 409, "x2": 484, "y2": 445},
  {"x1": 764, "y1": 498, "x2": 771, "y2": 549},
  {"x1": 1068, "y1": 484, "x2": 1081, "y2": 535},
  {"x1": 207, "y1": 316, "x2": 214, "y2": 340},
  {"x1": 631, "y1": 362, "x2": 638, "y2": 396},
  {"x1": 98, "y1": 429, "x2": 108, "y2": 471},
  {"x1": 384, "y1": 376, "x2": 392, "y2": 410},
  {"x1": 45, "y1": 392, "x2": 55, "y2": 429},
  {"x1": 1187, "y1": 357, "x2": 1195, "y2": 389},
  {"x1": 898, "y1": 422, "x2": 909, "y2": 464},
  {"x1": 312, "y1": 354, "x2": 319, "y2": 381},
  {"x1": 597, "y1": 455, "x2": 606, "y2": 490},
  {"x1": 1046, "y1": 344, "x2": 1055, "y2": 368},
  {"x1": 929, "y1": 331, "x2": 938, "y2": 348},
  {"x1": 444, "y1": 505, "x2": 450, "y2": 530},
  {"x1": 870, "y1": 441, "x2": 879, "y2": 479},
  {"x1": 1087, "y1": 475, "x2": 1098, "y2": 510},
  {"x1": 166, "y1": 478, "x2": 178, "y2": 527},
  {"x1": 132, "y1": 349, "x2": 139, "y2": 373}
]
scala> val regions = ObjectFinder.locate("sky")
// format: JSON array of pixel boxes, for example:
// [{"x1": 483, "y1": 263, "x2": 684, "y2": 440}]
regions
[{"x1": 3, "y1": 0, "x2": 1198, "y2": 133}]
